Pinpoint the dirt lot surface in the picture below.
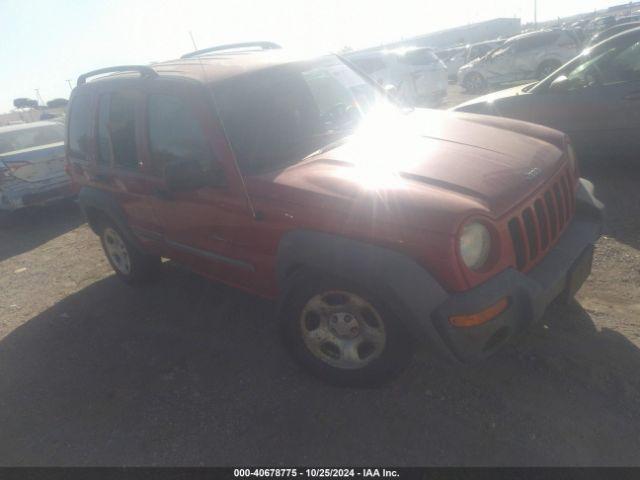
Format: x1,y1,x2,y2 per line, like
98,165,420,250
1,89,639,466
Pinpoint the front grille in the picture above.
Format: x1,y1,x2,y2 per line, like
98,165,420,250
507,165,575,271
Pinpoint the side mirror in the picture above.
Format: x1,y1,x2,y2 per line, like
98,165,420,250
549,75,571,92
164,157,223,191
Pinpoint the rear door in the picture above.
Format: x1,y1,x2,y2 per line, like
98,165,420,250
93,88,162,246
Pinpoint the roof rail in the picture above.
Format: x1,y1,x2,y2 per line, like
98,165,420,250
77,65,158,86
181,41,281,59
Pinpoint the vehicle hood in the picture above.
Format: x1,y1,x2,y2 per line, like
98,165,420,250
454,83,535,111
255,107,566,232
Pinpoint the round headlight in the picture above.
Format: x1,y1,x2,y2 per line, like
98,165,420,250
459,222,491,271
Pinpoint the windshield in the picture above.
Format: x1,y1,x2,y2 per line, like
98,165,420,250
213,56,387,174
0,124,64,155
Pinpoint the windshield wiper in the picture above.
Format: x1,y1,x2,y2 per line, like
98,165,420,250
302,134,354,161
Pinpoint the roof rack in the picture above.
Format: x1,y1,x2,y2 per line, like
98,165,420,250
181,41,281,59
77,65,158,86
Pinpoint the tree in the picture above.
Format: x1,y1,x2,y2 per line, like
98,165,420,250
46,98,69,108
13,98,38,109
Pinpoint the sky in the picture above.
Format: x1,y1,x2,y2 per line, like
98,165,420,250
0,0,630,113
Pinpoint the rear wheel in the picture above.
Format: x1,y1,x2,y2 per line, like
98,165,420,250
99,221,161,284
463,72,488,93
281,273,412,386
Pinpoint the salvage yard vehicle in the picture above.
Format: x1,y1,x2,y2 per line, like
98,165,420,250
437,39,504,81
587,21,640,47
459,29,581,93
67,42,603,385
0,120,73,217
347,46,448,106
454,27,640,164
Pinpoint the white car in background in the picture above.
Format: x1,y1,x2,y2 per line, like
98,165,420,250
437,39,505,81
458,29,582,93
347,47,448,106
0,120,73,217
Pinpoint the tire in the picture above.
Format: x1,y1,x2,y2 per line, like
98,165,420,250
463,72,487,93
281,272,412,386
537,60,561,79
99,220,161,284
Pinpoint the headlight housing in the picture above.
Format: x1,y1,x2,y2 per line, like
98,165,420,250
459,222,491,271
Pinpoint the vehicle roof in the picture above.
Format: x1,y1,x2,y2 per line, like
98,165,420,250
598,24,640,45
504,29,566,43
470,39,504,46
348,45,434,59
596,21,640,38
84,50,310,87
0,120,62,133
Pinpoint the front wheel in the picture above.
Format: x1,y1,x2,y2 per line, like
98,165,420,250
281,273,412,386
99,221,161,284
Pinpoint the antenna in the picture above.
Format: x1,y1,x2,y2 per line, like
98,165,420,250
189,31,199,51
66,79,73,91
185,31,259,221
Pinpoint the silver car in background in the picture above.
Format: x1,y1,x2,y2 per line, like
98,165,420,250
437,39,504,81
0,121,73,215
458,29,581,93
347,46,448,106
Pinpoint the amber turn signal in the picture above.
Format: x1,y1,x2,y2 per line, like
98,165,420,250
449,298,509,328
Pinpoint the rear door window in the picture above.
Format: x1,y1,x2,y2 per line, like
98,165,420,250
97,95,113,165
106,91,140,170
517,31,562,52
68,94,93,160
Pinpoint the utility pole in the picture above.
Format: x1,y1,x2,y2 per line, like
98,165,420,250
34,88,44,107
534,0,538,27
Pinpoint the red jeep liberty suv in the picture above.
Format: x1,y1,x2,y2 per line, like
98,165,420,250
66,43,603,385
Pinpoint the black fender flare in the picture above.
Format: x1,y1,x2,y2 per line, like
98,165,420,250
276,229,452,354
78,186,143,251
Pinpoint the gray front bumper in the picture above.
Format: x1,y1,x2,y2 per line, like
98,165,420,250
431,179,603,362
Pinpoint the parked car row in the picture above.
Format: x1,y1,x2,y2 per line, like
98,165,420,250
454,26,640,165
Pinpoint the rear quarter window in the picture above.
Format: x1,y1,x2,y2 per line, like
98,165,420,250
68,94,93,160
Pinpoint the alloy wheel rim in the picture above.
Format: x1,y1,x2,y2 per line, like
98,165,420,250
103,227,131,275
299,290,386,370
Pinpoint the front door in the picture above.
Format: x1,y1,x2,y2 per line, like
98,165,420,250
143,79,256,286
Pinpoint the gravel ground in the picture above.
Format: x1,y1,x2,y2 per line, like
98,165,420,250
0,88,639,466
